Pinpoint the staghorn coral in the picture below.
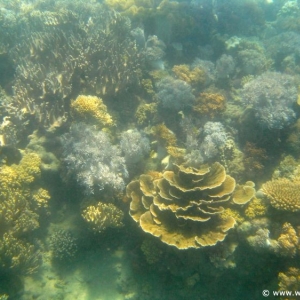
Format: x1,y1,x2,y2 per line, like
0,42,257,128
241,72,297,130
2,4,142,130
82,202,124,232
126,162,239,249
61,122,128,195
261,178,300,212
71,95,114,128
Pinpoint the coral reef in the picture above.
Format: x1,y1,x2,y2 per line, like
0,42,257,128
241,72,297,130
61,122,128,195
82,202,124,232
126,162,242,249
261,178,300,212
71,95,114,128
1,4,142,130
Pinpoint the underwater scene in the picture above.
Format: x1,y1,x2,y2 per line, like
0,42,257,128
1,0,300,299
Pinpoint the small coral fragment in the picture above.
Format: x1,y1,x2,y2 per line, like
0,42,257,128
82,202,124,232
71,95,114,127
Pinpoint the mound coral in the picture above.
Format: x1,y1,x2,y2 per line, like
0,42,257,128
261,178,300,212
126,162,240,249
82,202,124,232
71,95,114,127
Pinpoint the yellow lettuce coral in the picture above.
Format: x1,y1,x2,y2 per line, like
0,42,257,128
71,95,114,127
127,162,239,249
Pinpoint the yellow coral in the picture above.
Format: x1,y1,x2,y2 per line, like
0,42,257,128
0,152,47,274
135,102,157,125
32,188,51,209
245,197,268,219
71,95,114,127
261,178,300,212
193,93,226,118
278,267,300,299
276,223,298,257
172,64,206,87
220,208,244,224
152,124,177,147
82,202,124,232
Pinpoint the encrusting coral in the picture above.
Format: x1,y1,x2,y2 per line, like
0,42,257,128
126,162,250,250
261,178,300,212
71,95,114,127
82,202,124,232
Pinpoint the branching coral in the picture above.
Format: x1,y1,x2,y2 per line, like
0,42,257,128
0,152,48,274
2,4,142,130
126,162,241,249
82,202,124,232
71,95,114,127
261,178,300,212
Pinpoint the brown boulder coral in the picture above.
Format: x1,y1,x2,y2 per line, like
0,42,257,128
261,178,300,212
126,162,242,250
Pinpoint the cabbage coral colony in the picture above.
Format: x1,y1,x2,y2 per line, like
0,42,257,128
0,0,300,299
